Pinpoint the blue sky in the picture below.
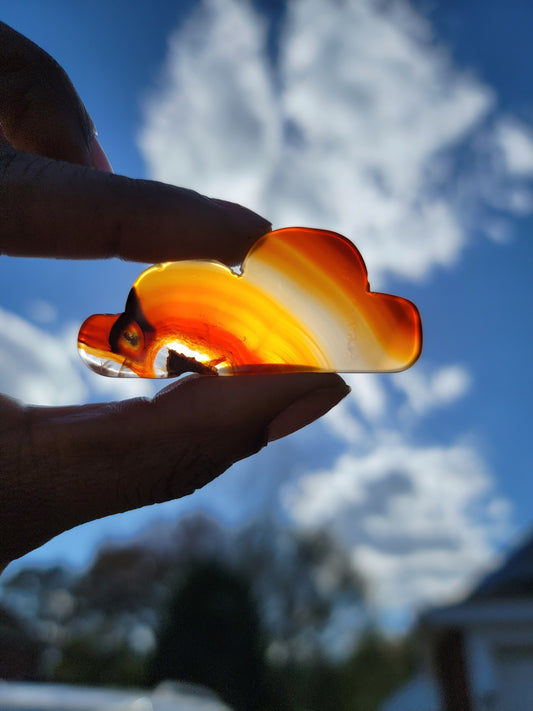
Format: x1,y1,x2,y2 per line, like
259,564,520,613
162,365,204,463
1,0,532,628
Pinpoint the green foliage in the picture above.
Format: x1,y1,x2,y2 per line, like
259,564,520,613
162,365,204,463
148,560,273,710
267,658,344,711
0,605,44,680
234,522,366,662
0,516,416,709
263,630,414,711
54,635,146,687
339,628,416,711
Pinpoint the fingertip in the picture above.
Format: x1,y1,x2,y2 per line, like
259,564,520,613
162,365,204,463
266,377,351,441
153,371,350,442
89,135,113,172
209,197,272,242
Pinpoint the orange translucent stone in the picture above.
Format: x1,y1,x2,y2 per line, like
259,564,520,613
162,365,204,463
78,228,422,378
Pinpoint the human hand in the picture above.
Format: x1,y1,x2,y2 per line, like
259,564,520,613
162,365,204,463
0,23,349,570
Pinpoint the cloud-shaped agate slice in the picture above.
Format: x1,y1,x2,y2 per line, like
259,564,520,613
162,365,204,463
78,228,422,378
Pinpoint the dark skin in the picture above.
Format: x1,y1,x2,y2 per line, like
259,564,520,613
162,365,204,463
0,24,349,571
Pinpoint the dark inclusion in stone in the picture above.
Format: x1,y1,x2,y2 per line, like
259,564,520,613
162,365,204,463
166,349,219,377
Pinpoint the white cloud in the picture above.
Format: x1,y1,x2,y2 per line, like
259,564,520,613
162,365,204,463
484,218,513,245
27,299,58,325
283,433,509,616
392,364,471,416
0,308,88,406
207,361,507,622
344,374,388,422
496,119,533,176
323,396,367,445
506,186,533,215
139,0,278,210
132,0,524,622
136,0,532,287
274,359,509,622
322,365,471,448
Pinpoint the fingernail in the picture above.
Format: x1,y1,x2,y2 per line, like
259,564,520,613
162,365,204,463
210,198,271,235
267,382,351,442
88,135,113,173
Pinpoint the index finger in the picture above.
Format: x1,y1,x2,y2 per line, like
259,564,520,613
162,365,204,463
0,144,271,264
0,22,270,263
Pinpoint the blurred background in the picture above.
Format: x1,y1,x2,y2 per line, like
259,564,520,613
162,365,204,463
0,1,532,709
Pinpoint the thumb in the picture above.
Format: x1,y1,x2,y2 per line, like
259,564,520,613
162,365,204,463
1,373,349,566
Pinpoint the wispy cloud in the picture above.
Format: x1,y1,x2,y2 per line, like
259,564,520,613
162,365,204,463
136,0,517,621
139,0,530,287
392,364,472,417
495,119,533,176
2,1,524,623
277,366,508,620
283,427,509,618
0,308,88,406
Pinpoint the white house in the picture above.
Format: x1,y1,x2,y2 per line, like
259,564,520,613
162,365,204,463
381,530,533,711
380,674,440,711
